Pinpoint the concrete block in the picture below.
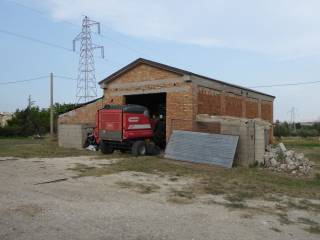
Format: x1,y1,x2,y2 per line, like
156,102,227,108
58,124,94,149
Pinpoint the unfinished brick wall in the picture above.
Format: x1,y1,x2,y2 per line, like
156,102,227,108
245,98,259,119
58,98,105,125
261,101,273,122
198,87,221,115
225,94,242,118
196,87,272,123
108,63,181,84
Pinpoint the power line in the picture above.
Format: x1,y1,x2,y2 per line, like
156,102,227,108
249,80,320,88
4,0,79,28
0,29,73,52
0,28,122,67
0,74,77,85
5,0,149,57
0,75,48,85
54,75,77,80
98,32,148,56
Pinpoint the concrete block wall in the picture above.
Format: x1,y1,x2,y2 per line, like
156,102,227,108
195,115,271,166
58,124,82,149
255,123,267,163
58,124,93,149
217,119,255,166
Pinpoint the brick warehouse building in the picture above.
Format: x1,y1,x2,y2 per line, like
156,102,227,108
58,58,275,165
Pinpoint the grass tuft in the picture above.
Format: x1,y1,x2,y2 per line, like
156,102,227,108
304,226,320,235
297,217,319,226
277,213,294,225
224,202,248,209
167,188,196,204
116,181,160,194
270,227,282,233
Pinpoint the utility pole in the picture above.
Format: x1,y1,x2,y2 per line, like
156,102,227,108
28,95,31,108
50,73,54,136
73,16,104,103
288,107,296,130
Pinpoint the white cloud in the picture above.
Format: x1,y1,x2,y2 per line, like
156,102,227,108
34,0,320,59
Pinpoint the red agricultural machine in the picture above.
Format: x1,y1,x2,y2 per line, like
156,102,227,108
90,104,165,156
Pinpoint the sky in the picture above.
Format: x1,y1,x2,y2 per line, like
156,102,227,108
0,0,320,122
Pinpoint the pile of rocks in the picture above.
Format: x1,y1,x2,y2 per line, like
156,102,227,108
263,143,314,175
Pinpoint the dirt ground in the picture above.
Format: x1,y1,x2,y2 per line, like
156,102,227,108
0,156,319,240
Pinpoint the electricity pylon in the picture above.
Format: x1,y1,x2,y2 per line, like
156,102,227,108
73,16,104,103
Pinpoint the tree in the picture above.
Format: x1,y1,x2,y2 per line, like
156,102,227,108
0,103,78,137
295,122,302,129
0,106,50,136
273,120,320,138
313,122,320,135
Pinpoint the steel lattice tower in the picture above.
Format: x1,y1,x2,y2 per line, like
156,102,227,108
73,16,104,103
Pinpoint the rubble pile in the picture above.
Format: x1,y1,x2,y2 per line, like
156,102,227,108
263,143,314,175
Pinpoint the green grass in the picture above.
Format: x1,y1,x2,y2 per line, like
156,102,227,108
276,137,320,146
0,137,98,158
275,137,320,164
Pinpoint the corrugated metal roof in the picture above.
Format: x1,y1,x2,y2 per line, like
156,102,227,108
165,130,239,168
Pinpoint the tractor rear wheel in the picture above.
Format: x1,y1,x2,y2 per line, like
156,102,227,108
99,141,114,154
132,141,146,156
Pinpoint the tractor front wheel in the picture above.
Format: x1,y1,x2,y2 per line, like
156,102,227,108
132,141,146,156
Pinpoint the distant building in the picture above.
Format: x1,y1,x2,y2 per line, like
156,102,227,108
0,112,13,127
300,121,318,127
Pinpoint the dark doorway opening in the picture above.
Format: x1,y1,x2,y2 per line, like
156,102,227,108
125,93,166,148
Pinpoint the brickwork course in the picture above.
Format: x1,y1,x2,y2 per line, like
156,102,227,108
58,58,275,142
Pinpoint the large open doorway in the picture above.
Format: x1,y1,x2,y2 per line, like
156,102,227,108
125,93,166,148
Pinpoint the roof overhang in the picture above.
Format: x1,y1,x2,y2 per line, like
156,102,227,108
98,58,275,99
